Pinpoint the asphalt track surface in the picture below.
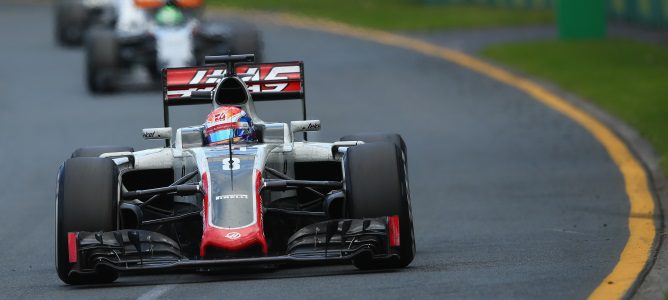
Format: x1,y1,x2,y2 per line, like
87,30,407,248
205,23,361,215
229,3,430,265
0,2,633,299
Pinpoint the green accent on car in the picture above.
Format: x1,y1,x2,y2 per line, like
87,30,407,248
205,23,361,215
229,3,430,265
156,5,185,26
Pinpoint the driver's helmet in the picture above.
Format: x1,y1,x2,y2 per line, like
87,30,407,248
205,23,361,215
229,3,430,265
204,106,255,145
154,4,185,26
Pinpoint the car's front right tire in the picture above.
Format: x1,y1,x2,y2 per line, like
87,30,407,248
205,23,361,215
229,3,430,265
71,146,134,158
56,157,120,284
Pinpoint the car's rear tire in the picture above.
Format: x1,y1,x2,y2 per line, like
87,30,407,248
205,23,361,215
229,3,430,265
56,157,120,284
55,0,88,46
71,146,134,158
344,142,415,269
86,27,119,93
229,23,263,62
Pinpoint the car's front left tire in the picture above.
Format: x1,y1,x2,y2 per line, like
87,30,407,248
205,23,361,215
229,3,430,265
344,142,416,269
340,133,407,161
56,157,120,284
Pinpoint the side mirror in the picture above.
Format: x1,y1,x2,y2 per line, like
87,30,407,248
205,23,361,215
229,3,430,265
291,120,321,133
142,127,172,140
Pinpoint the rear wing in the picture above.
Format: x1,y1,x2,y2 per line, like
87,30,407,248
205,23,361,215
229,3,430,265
161,61,307,142
163,62,305,105
160,55,309,145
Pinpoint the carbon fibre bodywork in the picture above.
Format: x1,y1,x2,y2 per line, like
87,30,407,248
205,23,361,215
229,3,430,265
69,218,397,275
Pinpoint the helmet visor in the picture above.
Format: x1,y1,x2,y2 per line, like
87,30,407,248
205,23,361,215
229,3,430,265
205,122,251,145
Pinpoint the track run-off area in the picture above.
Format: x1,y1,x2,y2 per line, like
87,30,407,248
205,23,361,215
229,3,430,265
0,2,657,299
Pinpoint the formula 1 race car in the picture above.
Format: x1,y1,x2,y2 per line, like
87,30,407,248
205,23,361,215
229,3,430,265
55,0,202,46
55,54,415,284
84,0,262,93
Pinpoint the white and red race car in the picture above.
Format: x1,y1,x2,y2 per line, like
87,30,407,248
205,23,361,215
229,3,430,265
55,54,415,284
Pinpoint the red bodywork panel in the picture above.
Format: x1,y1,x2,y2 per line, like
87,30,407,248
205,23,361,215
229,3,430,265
388,215,400,247
68,232,78,263
199,171,268,257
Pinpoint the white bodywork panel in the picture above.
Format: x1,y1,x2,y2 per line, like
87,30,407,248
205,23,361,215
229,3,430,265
126,138,338,174
115,0,149,34
153,22,197,69
132,148,175,169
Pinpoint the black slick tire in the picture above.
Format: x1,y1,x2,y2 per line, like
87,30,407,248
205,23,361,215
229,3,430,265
71,146,134,158
86,27,119,93
229,23,263,62
340,133,407,163
344,142,415,269
55,157,120,284
55,0,88,46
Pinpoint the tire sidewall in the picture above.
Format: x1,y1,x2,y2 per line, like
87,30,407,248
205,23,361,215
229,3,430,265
55,0,88,46
344,142,415,268
86,28,119,93
71,146,134,158
55,158,120,284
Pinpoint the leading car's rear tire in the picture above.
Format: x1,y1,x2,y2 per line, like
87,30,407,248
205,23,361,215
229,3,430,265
86,27,119,93
56,157,120,284
345,142,415,269
55,0,88,46
229,23,263,62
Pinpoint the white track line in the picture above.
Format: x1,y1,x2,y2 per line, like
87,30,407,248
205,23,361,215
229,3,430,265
137,284,177,300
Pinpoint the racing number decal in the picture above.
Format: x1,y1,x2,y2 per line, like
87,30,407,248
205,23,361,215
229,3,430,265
222,158,241,170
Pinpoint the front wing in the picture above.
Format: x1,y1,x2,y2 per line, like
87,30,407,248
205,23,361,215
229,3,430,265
66,217,400,276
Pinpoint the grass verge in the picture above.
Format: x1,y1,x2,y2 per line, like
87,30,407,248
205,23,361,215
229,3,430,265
209,0,553,31
482,40,668,172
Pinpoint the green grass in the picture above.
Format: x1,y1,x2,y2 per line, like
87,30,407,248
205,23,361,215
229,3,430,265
209,0,554,31
482,40,668,172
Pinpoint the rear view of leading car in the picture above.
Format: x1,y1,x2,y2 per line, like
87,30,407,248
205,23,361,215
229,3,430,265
55,54,415,284
80,0,262,93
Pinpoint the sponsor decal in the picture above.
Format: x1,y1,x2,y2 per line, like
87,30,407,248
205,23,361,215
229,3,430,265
306,122,320,130
142,131,156,138
215,194,249,201
166,63,302,99
225,232,241,240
